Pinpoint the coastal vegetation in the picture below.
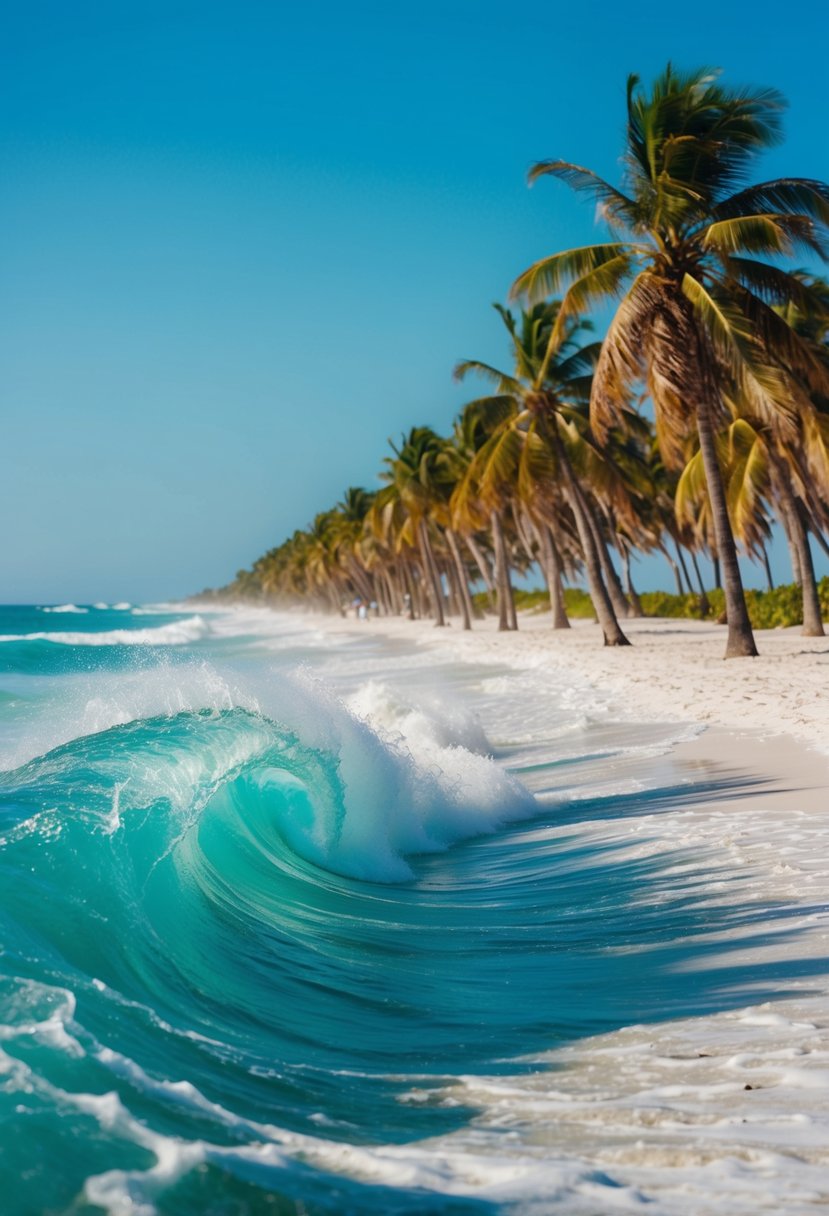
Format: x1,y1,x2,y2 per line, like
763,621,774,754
213,66,829,657
492,579,829,631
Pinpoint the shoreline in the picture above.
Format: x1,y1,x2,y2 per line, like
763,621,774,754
287,607,829,755
196,601,829,826
239,605,829,819
10,600,827,1212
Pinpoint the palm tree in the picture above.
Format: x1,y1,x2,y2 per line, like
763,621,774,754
376,428,450,626
512,64,829,657
429,434,479,629
456,301,632,644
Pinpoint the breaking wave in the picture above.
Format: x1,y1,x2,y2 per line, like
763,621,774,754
0,616,210,647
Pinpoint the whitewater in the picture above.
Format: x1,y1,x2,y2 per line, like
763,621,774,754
0,603,827,1214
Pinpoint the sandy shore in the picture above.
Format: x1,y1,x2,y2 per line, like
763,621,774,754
301,609,829,822
318,610,829,754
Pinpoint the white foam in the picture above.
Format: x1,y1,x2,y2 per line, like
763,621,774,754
0,616,210,647
40,603,88,614
347,680,490,755
0,977,83,1057
255,673,537,882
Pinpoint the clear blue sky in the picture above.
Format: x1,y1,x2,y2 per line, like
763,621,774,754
2,1,827,602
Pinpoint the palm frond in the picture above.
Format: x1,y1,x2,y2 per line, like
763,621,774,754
527,160,638,225
800,409,829,498
537,255,635,384
457,396,519,449
714,178,829,224
552,342,603,384
590,272,657,441
722,258,826,310
555,255,634,321
725,419,770,550
466,426,524,509
702,213,828,259
453,359,522,395
681,272,798,432
510,243,634,304
728,285,829,398
516,422,557,504
674,446,708,527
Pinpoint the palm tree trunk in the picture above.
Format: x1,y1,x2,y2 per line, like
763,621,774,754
507,581,518,631
446,527,474,630
385,567,403,615
695,394,757,657
511,504,537,568
553,433,630,646
418,518,446,627
374,573,389,616
412,565,427,619
532,518,570,629
402,562,417,620
777,495,803,584
805,515,829,564
674,541,693,596
442,560,458,618
760,542,775,593
465,535,497,611
620,546,644,617
326,582,344,617
586,505,633,619
380,569,395,615
689,549,711,617
770,462,823,635
490,508,517,631
658,541,684,595
346,559,375,607
793,502,824,636
583,508,627,617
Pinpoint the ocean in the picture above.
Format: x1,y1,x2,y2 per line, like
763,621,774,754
0,603,826,1214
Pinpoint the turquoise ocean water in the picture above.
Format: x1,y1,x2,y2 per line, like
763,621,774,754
0,604,825,1214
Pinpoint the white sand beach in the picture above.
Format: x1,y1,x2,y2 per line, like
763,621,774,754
320,611,829,757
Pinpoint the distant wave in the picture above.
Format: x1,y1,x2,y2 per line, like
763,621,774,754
39,604,88,614
0,616,210,647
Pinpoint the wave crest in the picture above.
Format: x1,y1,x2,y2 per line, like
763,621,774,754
0,616,210,647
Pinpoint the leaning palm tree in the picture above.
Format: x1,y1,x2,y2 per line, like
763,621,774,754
512,64,829,657
456,301,632,645
377,427,450,626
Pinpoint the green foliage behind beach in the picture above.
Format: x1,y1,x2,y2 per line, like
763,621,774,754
487,580,829,630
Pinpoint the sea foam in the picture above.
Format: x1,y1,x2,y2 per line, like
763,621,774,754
243,672,537,881
0,616,210,647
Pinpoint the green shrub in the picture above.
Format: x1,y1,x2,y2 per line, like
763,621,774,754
562,588,595,618
479,579,827,630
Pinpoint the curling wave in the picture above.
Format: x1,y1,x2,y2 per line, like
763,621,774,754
0,672,550,1211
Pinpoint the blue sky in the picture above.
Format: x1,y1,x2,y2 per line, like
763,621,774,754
2,1,828,602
